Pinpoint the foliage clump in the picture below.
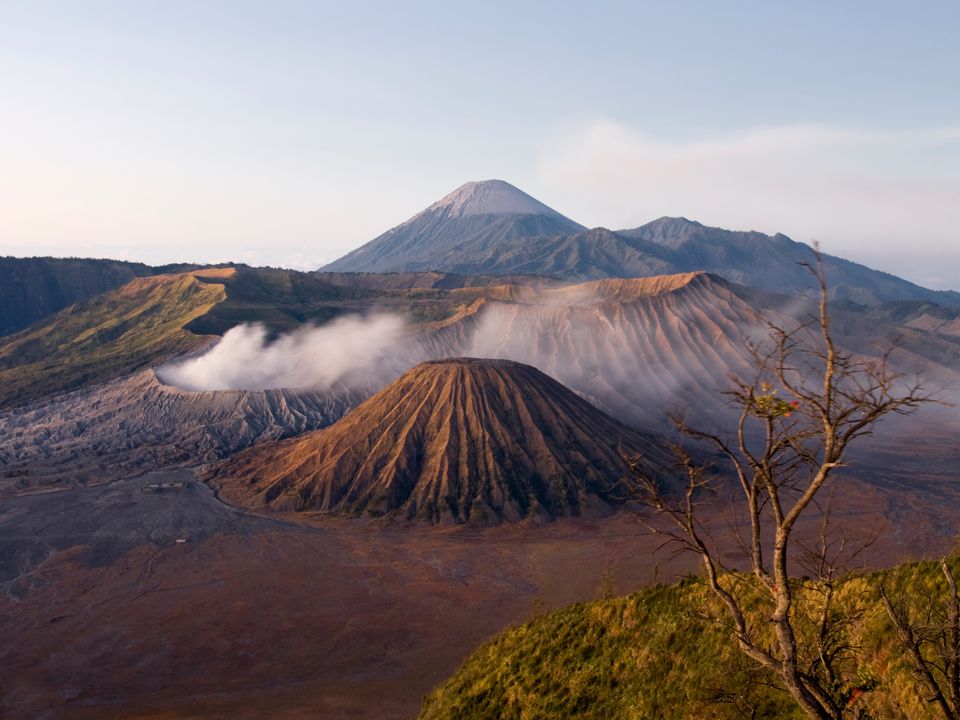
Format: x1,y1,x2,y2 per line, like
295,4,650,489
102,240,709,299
420,558,960,720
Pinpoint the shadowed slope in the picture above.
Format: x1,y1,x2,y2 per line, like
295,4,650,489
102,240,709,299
0,369,366,495
455,221,960,306
326,187,958,305
621,217,960,306
212,358,664,524
0,269,232,409
0,265,409,409
0,257,159,336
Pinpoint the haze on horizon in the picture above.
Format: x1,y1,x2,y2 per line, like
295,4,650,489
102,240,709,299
1,1,958,290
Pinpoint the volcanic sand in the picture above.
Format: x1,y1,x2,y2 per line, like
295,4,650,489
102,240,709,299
3,464,960,720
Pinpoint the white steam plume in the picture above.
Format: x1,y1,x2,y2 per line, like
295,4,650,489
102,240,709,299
158,314,407,391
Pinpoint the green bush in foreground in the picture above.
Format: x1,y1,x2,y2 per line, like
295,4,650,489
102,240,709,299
421,558,959,720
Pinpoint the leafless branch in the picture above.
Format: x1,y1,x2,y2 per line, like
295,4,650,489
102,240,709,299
630,246,934,719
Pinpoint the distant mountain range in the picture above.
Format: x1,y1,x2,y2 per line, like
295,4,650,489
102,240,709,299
3,180,956,342
323,180,960,307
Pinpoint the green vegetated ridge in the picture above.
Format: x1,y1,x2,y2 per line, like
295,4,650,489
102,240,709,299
0,265,488,409
182,266,373,336
0,256,158,336
0,256,218,336
0,271,229,409
182,265,500,338
420,557,958,720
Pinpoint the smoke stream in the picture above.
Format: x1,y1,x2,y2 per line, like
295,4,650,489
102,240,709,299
158,314,407,391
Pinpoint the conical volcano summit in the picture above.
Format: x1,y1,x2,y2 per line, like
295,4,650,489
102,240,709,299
210,358,665,524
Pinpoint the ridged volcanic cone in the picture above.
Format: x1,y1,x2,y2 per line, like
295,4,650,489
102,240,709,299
210,358,667,524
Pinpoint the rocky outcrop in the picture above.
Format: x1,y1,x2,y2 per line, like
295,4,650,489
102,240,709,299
0,369,366,494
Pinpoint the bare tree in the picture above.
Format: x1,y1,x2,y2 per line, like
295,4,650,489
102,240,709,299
881,558,960,719
629,248,930,719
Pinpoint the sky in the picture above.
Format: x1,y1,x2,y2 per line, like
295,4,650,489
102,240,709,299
1,1,958,289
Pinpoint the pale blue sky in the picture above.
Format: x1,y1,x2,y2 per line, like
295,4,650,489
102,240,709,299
1,1,958,288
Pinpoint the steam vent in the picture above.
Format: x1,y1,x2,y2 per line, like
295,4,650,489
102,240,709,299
210,358,666,524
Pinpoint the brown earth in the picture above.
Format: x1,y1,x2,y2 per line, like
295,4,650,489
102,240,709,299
3,269,959,718
210,358,671,524
3,467,957,720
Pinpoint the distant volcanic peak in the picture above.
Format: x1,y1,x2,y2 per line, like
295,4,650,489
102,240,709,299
619,216,711,245
626,216,786,249
631,216,705,233
213,357,661,525
426,179,583,225
320,180,585,273
648,216,704,230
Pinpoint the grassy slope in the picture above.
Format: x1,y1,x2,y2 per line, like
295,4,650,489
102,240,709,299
184,267,372,336
0,257,162,336
0,257,221,336
0,271,229,409
420,558,958,720
0,265,475,410
185,266,475,333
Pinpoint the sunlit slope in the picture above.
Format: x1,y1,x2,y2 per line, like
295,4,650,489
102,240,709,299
0,266,390,410
420,559,958,720
0,270,232,409
210,358,669,524
420,272,763,430
0,256,162,336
